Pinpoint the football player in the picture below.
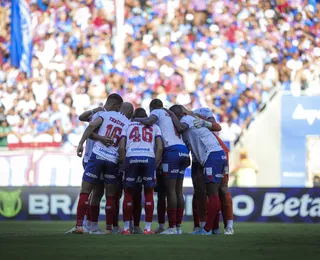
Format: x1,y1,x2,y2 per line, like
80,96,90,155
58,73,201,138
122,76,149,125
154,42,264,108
166,105,227,235
135,99,190,235
119,108,163,234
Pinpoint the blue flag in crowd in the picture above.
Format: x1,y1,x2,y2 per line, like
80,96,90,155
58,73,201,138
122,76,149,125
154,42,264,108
10,0,33,77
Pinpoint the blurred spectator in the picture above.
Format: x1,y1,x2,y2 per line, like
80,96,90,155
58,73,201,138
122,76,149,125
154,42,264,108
313,175,320,187
231,149,258,187
0,120,12,147
1,0,320,147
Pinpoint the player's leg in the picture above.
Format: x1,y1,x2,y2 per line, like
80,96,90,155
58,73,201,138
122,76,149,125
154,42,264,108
104,161,121,234
142,157,156,235
112,172,123,234
175,152,190,234
133,183,143,234
88,180,104,234
154,169,166,234
191,162,200,231
197,170,208,228
66,154,101,234
82,160,91,230
219,180,234,235
121,157,137,234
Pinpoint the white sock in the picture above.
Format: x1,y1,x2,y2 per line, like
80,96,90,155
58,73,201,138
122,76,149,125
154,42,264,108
91,222,98,230
159,223,165,229
145,222,151,231
129,220,134,228
200,222,206,228
86,221,92,229
227,220,233,228
124,221,130,231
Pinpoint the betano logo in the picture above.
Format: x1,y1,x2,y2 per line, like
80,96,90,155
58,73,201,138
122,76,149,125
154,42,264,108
292,104,320,125
0,189,22,218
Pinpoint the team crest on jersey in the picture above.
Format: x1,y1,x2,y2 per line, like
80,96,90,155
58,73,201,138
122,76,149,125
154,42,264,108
0,189,22,218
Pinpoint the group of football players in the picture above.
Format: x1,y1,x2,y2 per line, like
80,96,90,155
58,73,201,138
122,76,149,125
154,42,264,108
65,93,234,235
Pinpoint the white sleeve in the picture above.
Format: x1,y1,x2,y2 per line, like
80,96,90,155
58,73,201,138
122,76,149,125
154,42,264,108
121,124,129,138
154,125,162,138
180,115,193,128
150,109,160,122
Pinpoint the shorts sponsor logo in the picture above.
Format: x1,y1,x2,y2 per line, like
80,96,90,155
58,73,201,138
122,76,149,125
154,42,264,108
205,167,212,176
224,166,229,175
215,174,224,178
104,174,116,179
130,159,149,164
179,152,189,157
0,189,22,218
85,172,98,178
136,177,142,183
221,156,227,160
126,177,135,182
143,177,152,181
170,169,179,173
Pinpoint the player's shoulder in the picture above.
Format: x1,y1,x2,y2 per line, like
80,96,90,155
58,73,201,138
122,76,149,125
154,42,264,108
151,108,167,117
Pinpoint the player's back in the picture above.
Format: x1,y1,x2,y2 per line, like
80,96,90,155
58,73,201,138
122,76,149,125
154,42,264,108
150,108,185,148
181,115,222,165
123,122,161,158
93,111,129,163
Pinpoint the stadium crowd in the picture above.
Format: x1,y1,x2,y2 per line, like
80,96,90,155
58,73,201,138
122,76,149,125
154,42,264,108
1,0,320,148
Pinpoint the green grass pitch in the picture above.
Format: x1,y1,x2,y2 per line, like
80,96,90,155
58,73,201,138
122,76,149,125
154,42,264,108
0,221,319,260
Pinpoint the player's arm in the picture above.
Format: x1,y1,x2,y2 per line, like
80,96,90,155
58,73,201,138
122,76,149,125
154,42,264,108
134,115,158,126
155,136,164,168
78,107,104,122
90,133,114,146
77,117,103,157
194,115,222,132
164,108,189,133
118,137,127,167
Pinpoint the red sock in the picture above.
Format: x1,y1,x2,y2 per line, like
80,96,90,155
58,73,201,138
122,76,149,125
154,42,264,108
133,188,142,226
192,194,200,227
167,208,177,228
176,208,184,227
199,195,207,223
213,211,220,230
204,195,220,232
113,198,120,227
122,188,133,222
144,188,154,223
90,205,100,223
220,192,233,228
157,196,166,224
105,196,116,230
76,193,89,226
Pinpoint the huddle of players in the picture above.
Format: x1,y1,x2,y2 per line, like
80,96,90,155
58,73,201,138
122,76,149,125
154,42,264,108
66,93,234,235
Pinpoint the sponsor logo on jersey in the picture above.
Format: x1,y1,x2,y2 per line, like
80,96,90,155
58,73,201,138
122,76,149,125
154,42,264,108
98,148,117,157
130,159,149,164
126,177,135,182
0,189,22,218
292,104,320,125
215,174,224,178
131,148,150,152
261,193,320,217
85,172,98,178
143,177,153,181
96,155,105,160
